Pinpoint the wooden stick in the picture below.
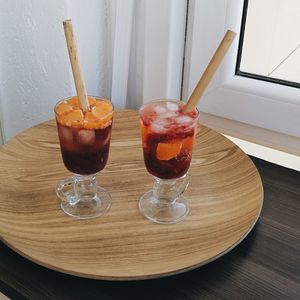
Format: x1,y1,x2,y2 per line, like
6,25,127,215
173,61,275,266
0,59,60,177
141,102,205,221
63,19,90,112
183,30,236,113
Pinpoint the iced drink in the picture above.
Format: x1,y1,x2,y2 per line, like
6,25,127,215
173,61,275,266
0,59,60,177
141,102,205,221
140,100,199,179
55,96,113,175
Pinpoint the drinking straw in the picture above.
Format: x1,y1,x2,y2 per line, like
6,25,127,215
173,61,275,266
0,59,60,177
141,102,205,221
63,19,90,112
183,30,236,113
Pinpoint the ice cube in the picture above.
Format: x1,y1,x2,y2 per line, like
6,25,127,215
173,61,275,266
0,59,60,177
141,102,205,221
154,105,167,114
77,129,96,145
151,123,167,133
175,115,193,124
154,118,168,126
104,131,111,145
166,102,179,112
160,111,177,118
58,126,73,144
95,130,111,149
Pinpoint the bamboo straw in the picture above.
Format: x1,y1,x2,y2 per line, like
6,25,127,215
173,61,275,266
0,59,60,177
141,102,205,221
183,30,236,113
63,19,90,112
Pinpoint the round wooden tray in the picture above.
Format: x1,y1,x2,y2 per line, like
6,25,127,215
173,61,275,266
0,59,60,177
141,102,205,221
0,110,263,280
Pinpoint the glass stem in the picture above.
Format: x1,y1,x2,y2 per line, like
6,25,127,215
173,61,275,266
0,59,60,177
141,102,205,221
73,173,98,202
153,177,179,206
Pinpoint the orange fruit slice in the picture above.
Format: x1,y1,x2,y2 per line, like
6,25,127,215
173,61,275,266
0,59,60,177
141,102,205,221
91,102,113,127
67,97,80,108
92,106,112,120
62,109,84,127
83,112,99,129
84,111,98,122
56,98,112,129
92,101,112,116
156,141,182,160
56,102,73,115
65,109,84,121
88,97,97,106
67,96,96,108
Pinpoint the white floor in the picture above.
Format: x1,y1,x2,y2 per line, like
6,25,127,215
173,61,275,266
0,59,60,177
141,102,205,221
225,135,300,172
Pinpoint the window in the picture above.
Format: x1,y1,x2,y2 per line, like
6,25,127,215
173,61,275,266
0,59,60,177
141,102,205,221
184,0,300,154
237,0,300,88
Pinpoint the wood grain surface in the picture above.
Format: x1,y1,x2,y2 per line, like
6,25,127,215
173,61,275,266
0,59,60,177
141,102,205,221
0,110,263,280
0,157,298,300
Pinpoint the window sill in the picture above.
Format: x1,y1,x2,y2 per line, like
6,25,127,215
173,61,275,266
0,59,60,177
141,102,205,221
200,112,300,171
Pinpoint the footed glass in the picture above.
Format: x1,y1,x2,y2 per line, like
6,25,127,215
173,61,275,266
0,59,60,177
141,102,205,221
139,99,199,224
55,96,113,219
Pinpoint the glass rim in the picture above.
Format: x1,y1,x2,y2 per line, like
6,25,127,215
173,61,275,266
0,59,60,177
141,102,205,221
54,95,114,118
139,99,199,120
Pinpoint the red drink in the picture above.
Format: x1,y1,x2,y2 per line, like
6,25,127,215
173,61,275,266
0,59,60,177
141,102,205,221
55,96,113,175
140,100,199,179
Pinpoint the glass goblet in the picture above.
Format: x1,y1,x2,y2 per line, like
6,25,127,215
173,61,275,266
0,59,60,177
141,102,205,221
139,99,199,224
55,96,113,219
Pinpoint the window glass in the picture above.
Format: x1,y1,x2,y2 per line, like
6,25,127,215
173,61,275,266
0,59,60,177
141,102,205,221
237,0,300,88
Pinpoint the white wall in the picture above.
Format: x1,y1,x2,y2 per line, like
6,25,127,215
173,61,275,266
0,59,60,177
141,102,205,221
68,0,114,98
0,0,187,142
0,0,113,141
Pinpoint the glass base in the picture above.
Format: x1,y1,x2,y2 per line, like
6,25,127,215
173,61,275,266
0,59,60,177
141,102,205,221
139,190,189,224
56,177,111,219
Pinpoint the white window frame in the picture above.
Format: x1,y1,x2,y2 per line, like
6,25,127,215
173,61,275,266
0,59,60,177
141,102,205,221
183,0,300,155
